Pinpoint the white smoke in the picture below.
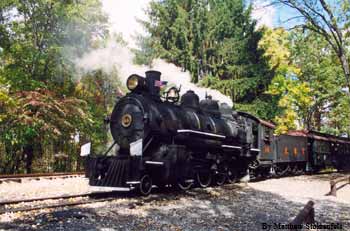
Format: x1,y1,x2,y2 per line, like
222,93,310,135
152,60,233,107
75,40,233,106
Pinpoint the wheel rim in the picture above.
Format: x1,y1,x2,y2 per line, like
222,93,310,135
227,169,237,183
293,165,299,175
276,165,289,176
215,173,226,186
196,171,212,188
297,165,305,174
177,180,193,190
139,175,152,196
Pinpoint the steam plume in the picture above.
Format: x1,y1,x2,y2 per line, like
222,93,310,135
75,40,233,107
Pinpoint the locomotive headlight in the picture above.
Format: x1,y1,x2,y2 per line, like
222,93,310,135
121,114,133,128
127,74,145,91
127,75,139,90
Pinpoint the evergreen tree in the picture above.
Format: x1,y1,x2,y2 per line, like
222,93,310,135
138,0,274,119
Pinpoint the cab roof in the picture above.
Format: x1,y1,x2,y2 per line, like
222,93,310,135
237,111,275,129
287,130,350,144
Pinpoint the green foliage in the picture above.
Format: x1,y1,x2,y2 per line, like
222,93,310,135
289,29,347,134
0,88,94,173
0,0,111,173
138,0,275,119
4,89,91,142
0,0,108,92
133,35,157,67
269,75,313,134
235,95,282,121
322,97,350,136
263,27,350,135
0,77,15,123
276,0,350,91
75,68,124,153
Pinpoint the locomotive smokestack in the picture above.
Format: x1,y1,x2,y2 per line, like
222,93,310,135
145,70,161,97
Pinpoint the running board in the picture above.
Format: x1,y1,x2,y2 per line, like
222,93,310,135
222,145,242,150
145,161,164,166
126,181,140,185
177,129,226,139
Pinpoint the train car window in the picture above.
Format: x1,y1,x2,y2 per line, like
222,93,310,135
252,122,259,148
293,147,298,156
263,145,271,153
264,127,271,142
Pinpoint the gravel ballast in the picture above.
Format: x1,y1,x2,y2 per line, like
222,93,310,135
0,173,349,231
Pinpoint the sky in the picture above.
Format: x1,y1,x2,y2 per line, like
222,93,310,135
251,0,300,28
101,0,150,47
101,0,299,47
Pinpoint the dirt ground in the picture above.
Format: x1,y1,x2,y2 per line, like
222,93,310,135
0,173,349,231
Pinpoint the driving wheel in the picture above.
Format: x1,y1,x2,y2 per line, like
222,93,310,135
196,171,212,188
138,174,152,196
177,179,193,191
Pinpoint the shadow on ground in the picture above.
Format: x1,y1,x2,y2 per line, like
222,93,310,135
1,184,349,231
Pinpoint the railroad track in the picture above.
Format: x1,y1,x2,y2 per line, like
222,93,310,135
0,172,84,184
0,170,345,214
0,191,124,214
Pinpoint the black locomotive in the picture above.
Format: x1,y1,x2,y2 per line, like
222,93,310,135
84,70,350,195
85,71,255,195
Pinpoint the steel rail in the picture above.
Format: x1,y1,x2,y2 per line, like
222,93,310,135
0,172,84,179
0,197,117,214
0,191,118,206
0,191,123,214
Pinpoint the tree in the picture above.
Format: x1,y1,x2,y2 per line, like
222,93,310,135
275,0,350,92
289,30,346,131
0,0,108,91
0,0,109,173
138,0,275,119
75,68,125,154
0,77,15,127
0,87,94,173
323,96,350,136
263,27,349,135
259,27,310,133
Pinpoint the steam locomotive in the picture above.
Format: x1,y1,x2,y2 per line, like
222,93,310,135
84,70,257,195
84,70,350,195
